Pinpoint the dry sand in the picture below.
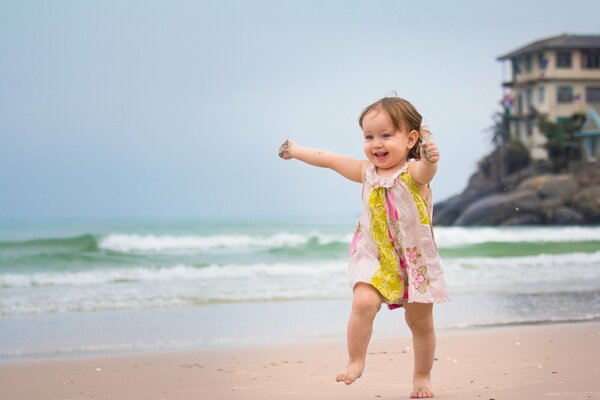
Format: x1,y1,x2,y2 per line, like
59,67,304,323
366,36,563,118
1,321,599,399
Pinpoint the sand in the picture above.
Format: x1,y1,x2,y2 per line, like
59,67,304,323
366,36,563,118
1,321,599,399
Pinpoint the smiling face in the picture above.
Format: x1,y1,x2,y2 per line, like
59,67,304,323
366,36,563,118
361,108,418,176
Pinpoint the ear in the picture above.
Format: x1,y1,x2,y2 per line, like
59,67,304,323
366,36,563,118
407,129,419,149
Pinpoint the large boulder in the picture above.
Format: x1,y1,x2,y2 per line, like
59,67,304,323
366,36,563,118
453,190,541,226
499,163,552,191
433,186,499,226
551,207,585,225
571,185,600,222
517,174,579,203
501,213,544,226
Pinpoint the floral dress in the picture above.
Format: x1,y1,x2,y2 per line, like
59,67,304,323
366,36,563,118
348,160,450,308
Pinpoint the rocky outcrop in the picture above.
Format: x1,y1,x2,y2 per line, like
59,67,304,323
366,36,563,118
572,185,600,223
434,161,600,226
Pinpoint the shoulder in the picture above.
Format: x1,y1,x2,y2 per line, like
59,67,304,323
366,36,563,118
360,161,372,183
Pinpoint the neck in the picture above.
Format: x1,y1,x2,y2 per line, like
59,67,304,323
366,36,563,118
375,160,408,177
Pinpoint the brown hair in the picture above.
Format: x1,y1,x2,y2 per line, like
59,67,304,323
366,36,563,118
358,96,426,160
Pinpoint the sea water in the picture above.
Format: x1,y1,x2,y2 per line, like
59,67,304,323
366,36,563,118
1,217,599,360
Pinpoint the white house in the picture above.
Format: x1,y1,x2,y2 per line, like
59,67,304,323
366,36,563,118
497,34,600,160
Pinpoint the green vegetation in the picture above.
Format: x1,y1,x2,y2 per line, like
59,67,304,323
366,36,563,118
538,113,586,172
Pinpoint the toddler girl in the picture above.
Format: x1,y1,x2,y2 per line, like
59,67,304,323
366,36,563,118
278,96,449,398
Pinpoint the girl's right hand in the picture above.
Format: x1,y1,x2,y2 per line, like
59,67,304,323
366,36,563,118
278,139,294,160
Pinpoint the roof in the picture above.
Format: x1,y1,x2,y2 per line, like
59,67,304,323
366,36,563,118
497,34,600,60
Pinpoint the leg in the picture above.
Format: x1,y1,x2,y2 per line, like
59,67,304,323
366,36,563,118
336,283,382,385
404,303,436,398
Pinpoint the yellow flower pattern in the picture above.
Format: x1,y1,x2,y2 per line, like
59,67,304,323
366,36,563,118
399,171,430,225
368,186,403,303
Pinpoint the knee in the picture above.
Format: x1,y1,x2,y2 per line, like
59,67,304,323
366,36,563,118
406,312,434,336
352,286,381,317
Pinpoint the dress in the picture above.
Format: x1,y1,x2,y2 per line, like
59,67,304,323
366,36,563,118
348,160,450,308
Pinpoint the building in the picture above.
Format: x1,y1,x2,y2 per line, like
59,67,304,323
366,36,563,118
497,34,600,160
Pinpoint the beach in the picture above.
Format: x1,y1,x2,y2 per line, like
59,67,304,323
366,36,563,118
1,321,599,399
1,219,600,398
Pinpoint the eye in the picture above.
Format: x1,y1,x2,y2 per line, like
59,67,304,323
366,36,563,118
364,135,373,141
382,133,392,139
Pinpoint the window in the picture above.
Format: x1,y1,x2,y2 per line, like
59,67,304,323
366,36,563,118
556,51,572,68
524,54,532,72
587,87,600,103
537,86,545,104
557,86,573,103
582,50,600,69
525,88,533,108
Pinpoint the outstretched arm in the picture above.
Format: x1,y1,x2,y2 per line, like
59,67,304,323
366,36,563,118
410,140,439,185
279,139,366,183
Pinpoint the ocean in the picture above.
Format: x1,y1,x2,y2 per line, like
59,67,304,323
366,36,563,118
1,217,599,360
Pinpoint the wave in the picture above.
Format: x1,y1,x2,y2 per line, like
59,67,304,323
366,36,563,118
442,315,600,330
97,232,353,253
3,250,600,290
1,226,599,258
443,251,600,293
0,261,347,288
0,234,98,252
435,226,600,247
439,240,600,258
2,252,600,316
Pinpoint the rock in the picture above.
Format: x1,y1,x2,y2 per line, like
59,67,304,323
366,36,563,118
453,190,541,226
499,164,551,191
571,185,600,222
551,207,585,225
539,176,578,201
517,174,579,202
569,161,600,186
433,152,600,226
501,213,544,226
433,186,499,226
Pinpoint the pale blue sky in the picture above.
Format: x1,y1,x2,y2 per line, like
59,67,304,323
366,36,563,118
1,0,599,219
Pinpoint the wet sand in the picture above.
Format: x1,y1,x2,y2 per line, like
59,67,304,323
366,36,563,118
1,321,599,399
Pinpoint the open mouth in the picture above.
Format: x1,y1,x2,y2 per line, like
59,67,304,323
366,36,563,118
373,152,389,160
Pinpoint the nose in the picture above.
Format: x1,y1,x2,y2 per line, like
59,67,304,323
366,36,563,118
372,137,384,146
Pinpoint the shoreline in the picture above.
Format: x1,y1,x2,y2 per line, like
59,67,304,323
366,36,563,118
3,295,598,363
1,321,599,399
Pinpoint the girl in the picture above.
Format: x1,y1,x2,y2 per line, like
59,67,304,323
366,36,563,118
278,96,449,399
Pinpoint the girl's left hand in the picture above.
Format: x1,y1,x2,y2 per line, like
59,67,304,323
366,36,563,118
421,141,440,163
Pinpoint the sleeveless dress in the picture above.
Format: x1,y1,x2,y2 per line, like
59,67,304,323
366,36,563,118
348,160,450,308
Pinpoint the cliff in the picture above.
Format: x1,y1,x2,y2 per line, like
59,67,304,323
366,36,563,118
433,149,600,226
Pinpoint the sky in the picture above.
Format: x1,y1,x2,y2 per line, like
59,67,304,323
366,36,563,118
1,0,599,219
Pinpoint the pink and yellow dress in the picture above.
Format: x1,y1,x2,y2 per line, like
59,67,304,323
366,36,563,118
348,160,450,308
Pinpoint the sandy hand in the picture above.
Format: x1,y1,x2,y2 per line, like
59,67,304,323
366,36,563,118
420,140,440,163
278,139,294,160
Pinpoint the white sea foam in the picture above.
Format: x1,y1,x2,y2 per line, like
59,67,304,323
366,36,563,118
0,262,347,288
434,226,600,247
96,227,600,254
98,232,353,253
443,251,600,293
0,261,350,316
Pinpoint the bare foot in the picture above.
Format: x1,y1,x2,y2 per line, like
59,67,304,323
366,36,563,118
411,376,434,398
335,361,364,385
